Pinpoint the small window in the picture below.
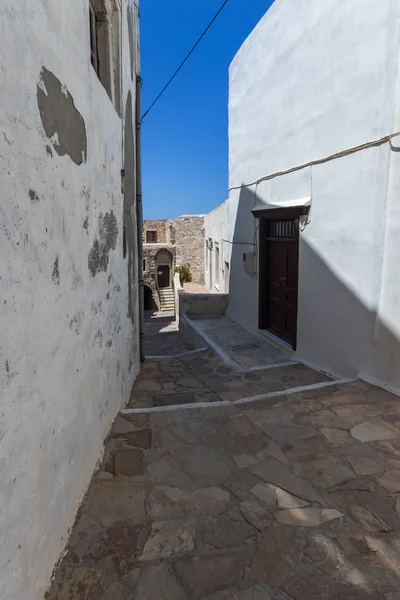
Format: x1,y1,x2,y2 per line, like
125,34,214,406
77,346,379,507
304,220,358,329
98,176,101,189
215,245,220,287
267,219,295,239
146,231,157,243
89,0,121,111
143,259,146,272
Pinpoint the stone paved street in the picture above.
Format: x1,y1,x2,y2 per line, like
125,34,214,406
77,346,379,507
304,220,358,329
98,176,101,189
129,351,331,409
132,313,331,409
188,315,293,370
47,324,400,599
144,314,193,357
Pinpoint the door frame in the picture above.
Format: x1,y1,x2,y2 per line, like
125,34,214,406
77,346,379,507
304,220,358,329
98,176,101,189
256,206,308,350
156,263,171,288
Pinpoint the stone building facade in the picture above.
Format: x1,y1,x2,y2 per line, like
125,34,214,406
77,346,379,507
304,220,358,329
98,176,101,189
143,216,205,310
0,2,142,599
172,215,205,285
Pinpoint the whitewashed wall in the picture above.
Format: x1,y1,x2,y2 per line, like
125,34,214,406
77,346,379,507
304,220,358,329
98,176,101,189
204,200,230,292
0,1,141,599
227,0,400,389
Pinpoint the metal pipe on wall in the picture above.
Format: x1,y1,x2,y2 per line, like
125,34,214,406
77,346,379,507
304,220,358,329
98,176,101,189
135,75,145,363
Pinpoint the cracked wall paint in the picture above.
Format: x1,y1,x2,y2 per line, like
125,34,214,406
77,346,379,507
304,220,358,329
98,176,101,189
0,1,141,599
88,210,118,277
37,67,87,165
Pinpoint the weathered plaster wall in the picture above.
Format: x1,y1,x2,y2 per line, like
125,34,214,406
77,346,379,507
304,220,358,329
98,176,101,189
227,0,400,387
204,201,229,292
0,1,141,599
179,293,229,316
172,215,205,285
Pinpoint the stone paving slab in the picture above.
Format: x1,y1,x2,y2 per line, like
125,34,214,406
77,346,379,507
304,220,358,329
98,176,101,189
129,349,332,409
187,315,291,369
47,379,400,600
144,313,195,357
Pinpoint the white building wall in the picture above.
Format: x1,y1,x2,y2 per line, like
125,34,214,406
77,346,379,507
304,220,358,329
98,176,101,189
227,0,400,388
204,200,230,292
0,1,141,599
370,66,400,392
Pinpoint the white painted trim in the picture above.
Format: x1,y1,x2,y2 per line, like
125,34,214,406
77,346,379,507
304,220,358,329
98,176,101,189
121,400,231,414
296,358,346,382
145,348,208,360
359,372,400,398
252,197,312,213
182,316,298,373
182,315,242,370
245,361,300,372
233,378,356,405
122,378,356,415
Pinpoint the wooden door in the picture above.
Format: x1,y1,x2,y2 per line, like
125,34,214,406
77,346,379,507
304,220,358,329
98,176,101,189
259,217,299,348
157,265,170,288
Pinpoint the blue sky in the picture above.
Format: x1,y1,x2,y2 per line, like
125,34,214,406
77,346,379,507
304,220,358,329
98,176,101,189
140,0,274,219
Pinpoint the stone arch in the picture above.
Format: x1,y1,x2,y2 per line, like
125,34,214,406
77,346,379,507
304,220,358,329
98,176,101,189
144,285,157,312
155,249,173,288
155,249,173,262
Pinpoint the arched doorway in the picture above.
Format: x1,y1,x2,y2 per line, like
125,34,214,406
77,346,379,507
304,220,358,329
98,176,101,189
157,265,170,288
155,249,173,288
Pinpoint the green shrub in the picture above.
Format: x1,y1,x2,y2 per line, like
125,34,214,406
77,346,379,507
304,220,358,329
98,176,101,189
175,263,192,284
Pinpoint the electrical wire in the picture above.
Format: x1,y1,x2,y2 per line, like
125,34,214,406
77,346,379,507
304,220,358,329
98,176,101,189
222,239,254,246
229,130,400,192
141,0,230,120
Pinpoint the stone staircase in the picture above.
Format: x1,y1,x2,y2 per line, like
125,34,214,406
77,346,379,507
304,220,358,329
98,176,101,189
159,286,175,312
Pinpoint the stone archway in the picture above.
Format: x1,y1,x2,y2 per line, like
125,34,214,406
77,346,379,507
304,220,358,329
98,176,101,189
144,285,157,311
155,249,173,288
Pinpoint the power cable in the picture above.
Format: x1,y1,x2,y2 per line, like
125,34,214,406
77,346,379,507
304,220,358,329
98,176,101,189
141,0,230,120
229,130,400,192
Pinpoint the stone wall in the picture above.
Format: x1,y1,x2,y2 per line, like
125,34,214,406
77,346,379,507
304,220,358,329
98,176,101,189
172,215,205,285
143,219,170,244
0,1,141,599
143,244,175,309
142,216,205,288
179,292,229,316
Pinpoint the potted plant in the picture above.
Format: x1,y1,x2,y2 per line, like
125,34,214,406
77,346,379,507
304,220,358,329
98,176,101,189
175,263,192,286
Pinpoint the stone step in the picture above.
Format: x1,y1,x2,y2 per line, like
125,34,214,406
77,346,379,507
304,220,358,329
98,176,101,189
160,297,174,305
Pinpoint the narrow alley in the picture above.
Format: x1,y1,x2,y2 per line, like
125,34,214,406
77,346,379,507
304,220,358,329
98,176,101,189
4,1,400,599
47,314,400,599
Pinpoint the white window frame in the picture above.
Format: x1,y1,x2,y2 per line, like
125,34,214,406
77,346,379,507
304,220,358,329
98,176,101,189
214,243,220,290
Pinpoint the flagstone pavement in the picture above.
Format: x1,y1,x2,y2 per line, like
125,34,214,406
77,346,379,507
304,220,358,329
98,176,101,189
46,322,400,600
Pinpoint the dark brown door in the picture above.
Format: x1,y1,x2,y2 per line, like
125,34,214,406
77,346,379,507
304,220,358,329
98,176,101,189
157,265,170,288
259,217,299,348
